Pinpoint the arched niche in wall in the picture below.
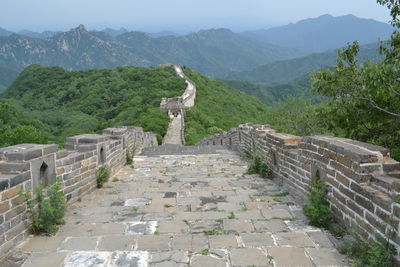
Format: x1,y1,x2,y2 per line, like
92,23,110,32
98,146,106,165
220,139,223,145
229,137,232,146
39,162,49,187
311,162,327,184
271,150,278,167
31,154,56,190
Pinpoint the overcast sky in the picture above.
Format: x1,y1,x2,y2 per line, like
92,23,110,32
0,0,392,33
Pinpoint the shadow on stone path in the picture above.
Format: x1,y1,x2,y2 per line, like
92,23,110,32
12,148,349,267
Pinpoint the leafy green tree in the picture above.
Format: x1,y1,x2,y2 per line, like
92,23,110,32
267,96,326,136
311,0,400,159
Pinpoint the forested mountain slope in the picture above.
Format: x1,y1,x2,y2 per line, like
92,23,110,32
0,65,271,147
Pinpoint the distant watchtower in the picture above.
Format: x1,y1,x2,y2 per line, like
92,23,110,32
160,97,185,118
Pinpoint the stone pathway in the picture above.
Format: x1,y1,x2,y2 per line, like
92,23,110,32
13,148,348,266
162,116,183,145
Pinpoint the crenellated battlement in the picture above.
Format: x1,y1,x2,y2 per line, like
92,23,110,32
0,126,157,257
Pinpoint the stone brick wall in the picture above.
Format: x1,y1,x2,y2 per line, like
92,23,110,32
0,126,157,258
199,124,400,256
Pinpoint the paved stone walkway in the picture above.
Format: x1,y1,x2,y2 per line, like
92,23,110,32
15,149,348,266
162,116,183,145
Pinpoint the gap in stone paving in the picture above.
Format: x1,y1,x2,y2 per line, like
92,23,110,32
7,148,349,267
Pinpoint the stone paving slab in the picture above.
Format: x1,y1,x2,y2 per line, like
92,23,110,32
10,149,348,266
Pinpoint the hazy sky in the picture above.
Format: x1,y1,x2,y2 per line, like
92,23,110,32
0,0,392,33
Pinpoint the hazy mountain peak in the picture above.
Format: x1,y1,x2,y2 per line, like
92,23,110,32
77,24,86,31
240,14,393,52
0,27,13,37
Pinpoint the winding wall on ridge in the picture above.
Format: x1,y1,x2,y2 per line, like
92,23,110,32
199,123,400,257
160,65,196,145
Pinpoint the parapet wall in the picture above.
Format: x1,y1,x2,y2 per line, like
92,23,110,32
199,124,400,256
0,126,157,257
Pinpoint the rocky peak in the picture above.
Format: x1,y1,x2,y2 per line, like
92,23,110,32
77,24,86,32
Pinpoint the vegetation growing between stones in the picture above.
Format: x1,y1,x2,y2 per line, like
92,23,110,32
339,224,396,267
246,155,273,179
126,145,137,165
96,166,111,188
303,179,333,229
23,179,66,235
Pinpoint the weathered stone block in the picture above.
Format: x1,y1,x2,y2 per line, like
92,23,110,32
9,172,31,188
355,195,374,213
0,162,30,173
0,201,10,213
5,205,26,221
5,147,42,162
1,185,22,201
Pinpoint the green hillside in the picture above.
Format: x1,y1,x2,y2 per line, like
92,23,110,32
0,65,271,147
1,65,186,145
221,75,313,105
182,68,271,145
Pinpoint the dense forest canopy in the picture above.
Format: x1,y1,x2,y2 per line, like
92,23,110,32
0,65,274,147
0,65,187,146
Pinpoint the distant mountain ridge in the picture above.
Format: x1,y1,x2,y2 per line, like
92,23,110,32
0,14,394,91
0,24,302,91
225,42,383,84
240,14,393,53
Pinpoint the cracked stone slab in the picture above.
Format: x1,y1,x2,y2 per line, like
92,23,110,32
20,252,67,267
137,235,171,251
63,251,110,267
158,221,189,234
97,235,135,251
190,221,221,234
190,255,227,267
149,251,189,264
110,251,149,267
253,219,289,233
273,232,315,247
125,198,151,207
229,248,270,267
260,208,293,220
209,235,238,249
240,233,275,247
223,219,254,233
126,221,157,235
306,248,348,266
285,220,321,232
268,247,313,267
63,251,149,267
59,237,98,251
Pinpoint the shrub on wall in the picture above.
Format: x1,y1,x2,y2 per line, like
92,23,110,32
339,223,396,267
23,179,66,234
247,154,273,179
96,166,111,188
303,179,333,229
126,145,138,166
